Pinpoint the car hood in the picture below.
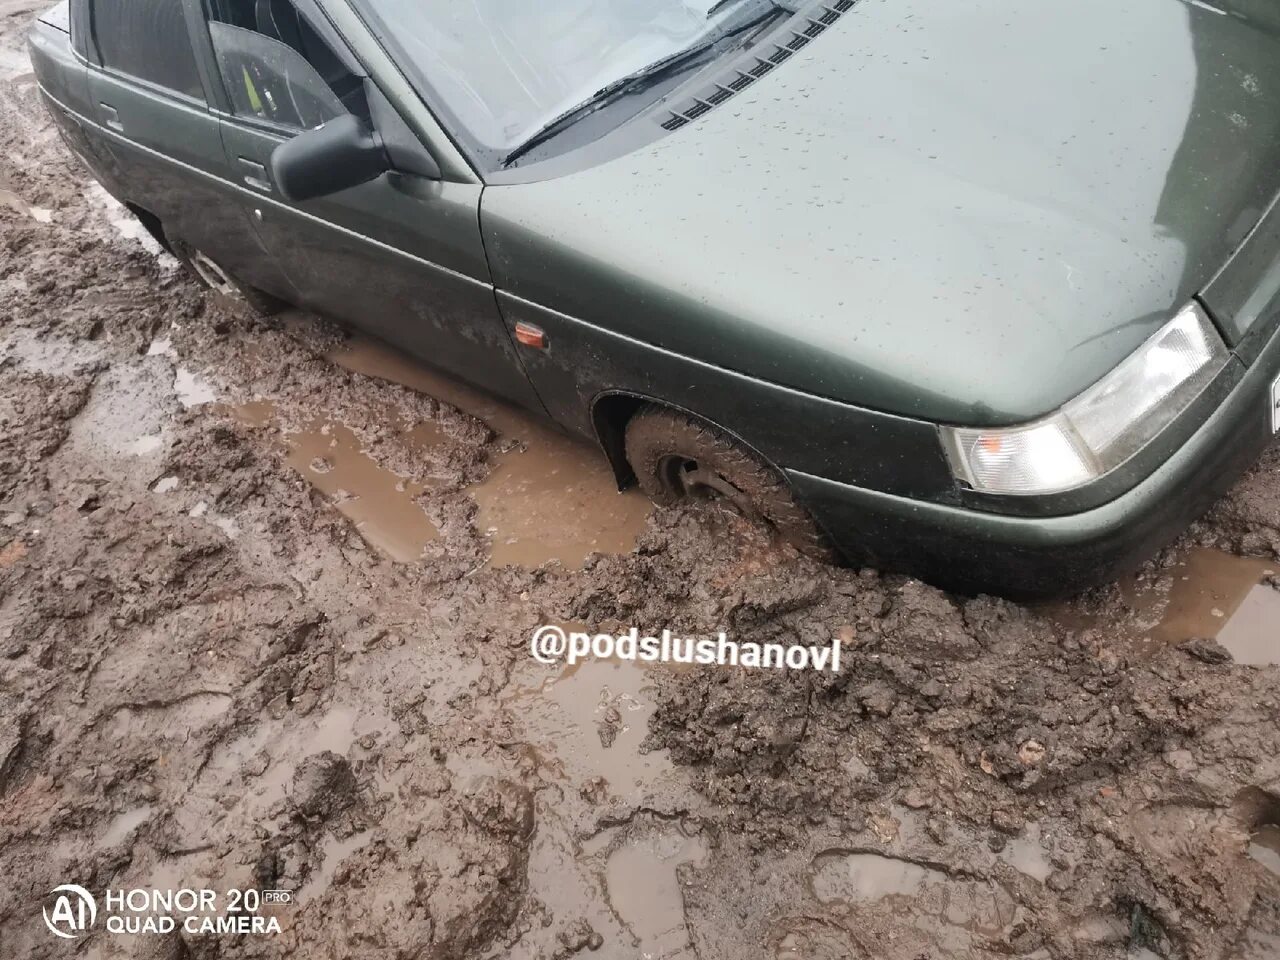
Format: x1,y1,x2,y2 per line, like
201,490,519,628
482,0,1280,426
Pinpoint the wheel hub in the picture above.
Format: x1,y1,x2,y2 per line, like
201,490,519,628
662,456,757,518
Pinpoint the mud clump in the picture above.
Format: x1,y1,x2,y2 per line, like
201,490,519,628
290,753,357,821
640,562,1280,956
1182,636,1235,665
461,776,535,840
267,776,535,960
1195,442,1280,558
0,369,95,500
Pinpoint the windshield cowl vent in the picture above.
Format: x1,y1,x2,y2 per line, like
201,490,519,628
660,0,857,132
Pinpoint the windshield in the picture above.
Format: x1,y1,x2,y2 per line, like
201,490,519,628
356,0,784,158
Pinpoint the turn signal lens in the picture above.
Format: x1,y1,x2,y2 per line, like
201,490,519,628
942,303,1229,495
948,420,1093,495
514,321,547,349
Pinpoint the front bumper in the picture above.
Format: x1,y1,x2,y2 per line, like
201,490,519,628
789,314,1280,599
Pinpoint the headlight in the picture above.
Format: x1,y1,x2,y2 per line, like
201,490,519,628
942,303,1229,495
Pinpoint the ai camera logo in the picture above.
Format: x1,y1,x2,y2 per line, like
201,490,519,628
43,884,98,939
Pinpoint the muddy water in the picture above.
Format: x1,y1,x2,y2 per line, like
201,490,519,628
810,852,943,902
471,439,650,570
100,805,154,848
281,418,440,562
329,335,652,569
174,367,218,408
998,823,1053,882
298,829,374,900
199,705,384,820
231,400,441,562
1251,824,1280,876
503,642,677,801
591,822,708,959
1217,584,1280,666
1047,547,1280,665
808,850,1019,939
498,642,701,958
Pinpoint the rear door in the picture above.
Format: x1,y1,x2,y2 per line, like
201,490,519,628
73,0,293,298
29,4,96,170
195,0,543,410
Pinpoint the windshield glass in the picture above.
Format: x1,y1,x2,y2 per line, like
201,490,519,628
356,0,784,157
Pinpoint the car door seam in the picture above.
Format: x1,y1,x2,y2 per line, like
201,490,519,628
475,187,555,420
40,85,491,294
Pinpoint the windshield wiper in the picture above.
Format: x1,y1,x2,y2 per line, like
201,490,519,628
704,0,749,18
502,3,787,167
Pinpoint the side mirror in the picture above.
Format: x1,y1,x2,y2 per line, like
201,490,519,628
269,114,389,203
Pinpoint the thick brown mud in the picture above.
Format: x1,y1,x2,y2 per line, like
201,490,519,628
3,4,1280,958
330,335,654,571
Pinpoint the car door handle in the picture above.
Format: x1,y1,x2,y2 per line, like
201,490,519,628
99,103,123,133
238,158,272,193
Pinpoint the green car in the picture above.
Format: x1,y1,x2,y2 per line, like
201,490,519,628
28,0,1280,596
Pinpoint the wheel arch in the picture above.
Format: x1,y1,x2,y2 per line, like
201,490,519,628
589,390,794,494
605,392,842,562
122,202,173,255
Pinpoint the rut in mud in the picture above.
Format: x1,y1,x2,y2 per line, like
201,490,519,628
2,2,1280,958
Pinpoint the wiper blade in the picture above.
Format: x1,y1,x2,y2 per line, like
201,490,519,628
502,5,786,167
704,0,746,18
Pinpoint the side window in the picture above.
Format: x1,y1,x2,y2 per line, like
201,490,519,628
209,22,344,129
206,0,366,131
90,0,205,100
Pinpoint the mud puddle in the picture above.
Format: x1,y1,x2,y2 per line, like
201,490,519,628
502,638,677,801
581,815,708,960
231,400,441,562
1251,825,1280,876
808,849,1020,941
297,829,374,900
1047,547,1279,664
174,367,218,409
329,335,652,569
84,182,173,258
470,644,703,958
200,705,384,817
810,851,945,902
100,805,155,848
998,822,1053,882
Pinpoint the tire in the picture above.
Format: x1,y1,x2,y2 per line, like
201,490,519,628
167,237,286,316
624,405,839,562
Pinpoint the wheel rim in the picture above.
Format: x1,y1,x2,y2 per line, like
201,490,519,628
658,455,757,517
189,250,241,300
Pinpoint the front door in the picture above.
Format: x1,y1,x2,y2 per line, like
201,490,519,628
196,0,542,410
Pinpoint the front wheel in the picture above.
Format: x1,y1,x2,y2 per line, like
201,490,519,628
167,237,285,317
624,406,838,561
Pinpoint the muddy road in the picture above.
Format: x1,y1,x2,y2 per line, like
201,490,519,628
2,4,1280,958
